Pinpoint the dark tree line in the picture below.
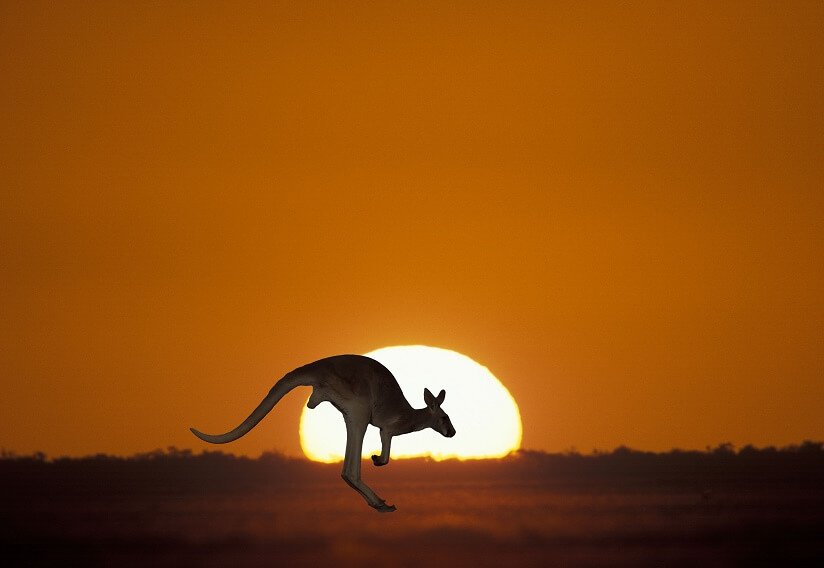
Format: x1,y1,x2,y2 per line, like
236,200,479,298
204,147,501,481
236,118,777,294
2,441,822,497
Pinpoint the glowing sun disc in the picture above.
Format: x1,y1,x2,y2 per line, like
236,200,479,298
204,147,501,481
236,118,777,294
299,345,522,462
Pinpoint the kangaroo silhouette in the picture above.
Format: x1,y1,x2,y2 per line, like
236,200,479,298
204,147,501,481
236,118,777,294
191,354,456,512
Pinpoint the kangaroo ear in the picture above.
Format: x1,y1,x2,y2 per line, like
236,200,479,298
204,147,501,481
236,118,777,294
436,390,445,405
424,388,435,408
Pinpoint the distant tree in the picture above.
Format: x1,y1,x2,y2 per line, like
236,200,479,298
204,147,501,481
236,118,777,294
738,444,759,455
711,442,735,456
798,440,823,454
612,445,636,456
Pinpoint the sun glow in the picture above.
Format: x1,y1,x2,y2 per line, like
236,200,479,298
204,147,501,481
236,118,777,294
299,345,522,462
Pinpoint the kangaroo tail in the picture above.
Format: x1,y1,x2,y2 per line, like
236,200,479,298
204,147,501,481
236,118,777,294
190,370,308,444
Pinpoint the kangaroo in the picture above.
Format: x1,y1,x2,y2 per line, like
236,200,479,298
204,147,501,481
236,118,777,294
190,354,456,512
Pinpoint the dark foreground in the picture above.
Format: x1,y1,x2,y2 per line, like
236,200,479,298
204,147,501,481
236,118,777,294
2,445,823,567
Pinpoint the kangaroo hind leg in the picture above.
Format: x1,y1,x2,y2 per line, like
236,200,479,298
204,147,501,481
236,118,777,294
341,416,396,512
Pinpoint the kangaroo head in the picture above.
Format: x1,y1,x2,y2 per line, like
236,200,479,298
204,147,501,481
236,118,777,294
423,388,456,438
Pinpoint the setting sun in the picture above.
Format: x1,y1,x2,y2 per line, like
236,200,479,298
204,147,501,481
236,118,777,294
299,346,522,462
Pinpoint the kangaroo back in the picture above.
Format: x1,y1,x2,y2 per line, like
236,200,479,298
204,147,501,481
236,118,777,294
190,371,308,444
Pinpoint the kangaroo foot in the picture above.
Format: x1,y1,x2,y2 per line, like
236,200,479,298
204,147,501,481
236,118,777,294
372,501,396,513
371,454,388,467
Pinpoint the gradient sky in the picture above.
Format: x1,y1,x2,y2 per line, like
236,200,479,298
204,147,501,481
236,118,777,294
2,1,822,459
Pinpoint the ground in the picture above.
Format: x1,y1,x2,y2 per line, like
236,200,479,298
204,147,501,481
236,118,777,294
3,450,823,567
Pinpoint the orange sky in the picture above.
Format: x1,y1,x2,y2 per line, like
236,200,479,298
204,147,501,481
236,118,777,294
2,1,822,459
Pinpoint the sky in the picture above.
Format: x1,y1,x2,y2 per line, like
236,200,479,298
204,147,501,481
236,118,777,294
1,1,822,459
